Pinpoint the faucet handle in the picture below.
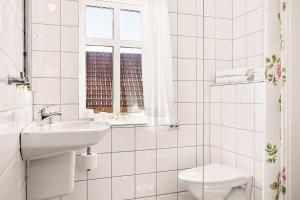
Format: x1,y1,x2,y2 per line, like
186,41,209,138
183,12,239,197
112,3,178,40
40,105,54,112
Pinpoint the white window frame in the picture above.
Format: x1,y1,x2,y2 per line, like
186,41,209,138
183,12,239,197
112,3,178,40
79,0,144,118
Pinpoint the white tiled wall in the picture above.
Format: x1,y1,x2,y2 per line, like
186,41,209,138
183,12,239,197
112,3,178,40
210,82,265,200
0,0,33,199
233,0,264,69
29,0,80,121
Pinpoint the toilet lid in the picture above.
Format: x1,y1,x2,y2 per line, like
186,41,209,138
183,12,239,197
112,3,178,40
179,163,247,184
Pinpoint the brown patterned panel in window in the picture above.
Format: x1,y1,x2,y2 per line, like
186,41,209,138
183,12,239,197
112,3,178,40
86,46,113,113
120,48,144,113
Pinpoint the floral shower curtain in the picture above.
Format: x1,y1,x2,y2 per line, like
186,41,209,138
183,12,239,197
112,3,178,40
265,0,288,199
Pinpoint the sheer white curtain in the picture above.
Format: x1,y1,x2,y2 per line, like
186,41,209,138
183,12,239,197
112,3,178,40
142,0,175,125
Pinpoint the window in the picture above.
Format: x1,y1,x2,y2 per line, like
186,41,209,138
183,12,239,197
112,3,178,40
83,1,144,115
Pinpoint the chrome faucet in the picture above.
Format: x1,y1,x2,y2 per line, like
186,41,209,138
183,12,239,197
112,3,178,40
8,72,31,87
39,105,62,124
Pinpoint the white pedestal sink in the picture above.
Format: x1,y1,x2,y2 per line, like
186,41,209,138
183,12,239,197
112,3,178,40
21,121,110,200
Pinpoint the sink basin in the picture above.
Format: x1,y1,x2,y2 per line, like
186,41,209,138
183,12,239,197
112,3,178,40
21,120,111,200
21,121,110,161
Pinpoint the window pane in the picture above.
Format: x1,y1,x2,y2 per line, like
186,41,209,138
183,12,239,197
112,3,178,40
120,48,144,113
86,46,113,113
86,6,113,39
120,10,142,41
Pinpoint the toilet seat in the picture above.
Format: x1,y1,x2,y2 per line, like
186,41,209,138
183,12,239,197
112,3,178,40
179,163,251,189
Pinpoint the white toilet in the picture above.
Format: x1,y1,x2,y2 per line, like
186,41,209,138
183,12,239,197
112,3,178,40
179,163,253,200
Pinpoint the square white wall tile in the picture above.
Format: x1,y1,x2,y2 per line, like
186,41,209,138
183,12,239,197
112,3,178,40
222,103,237,127
136,173,156,198
136,150,156,174
178,81,197,102
222,127,236,152
31,0,60,25
237,84,254,103
178,0,196,14
32,24,60,51
222,150,236,168
237,129,254,157
136,127,156,150
237,104,254,130
247,8,263,34
157,171,177,195
61,79,79,104
61,52,79,78
178,59,197,80
61,26,79,52
233,38,246,60
112,152,134,176
216,18,232,39
32,51,60,77
178,147,196,169
61,0,79,26
157,148,177,171
216,39,232,61
178,36,197,59
178,125,197,147
61,104,79,121
112,128,135,152
222,85,236,103
32,78,60,105
157,126,177,148
178,103,197,124
178,14,197,37
112,176,134,200
247,32,263,57
216,0,232,19
88,178,111,200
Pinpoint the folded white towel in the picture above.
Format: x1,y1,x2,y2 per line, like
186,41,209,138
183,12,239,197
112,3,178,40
216,67,264,78
216,76,249,84
216,68,248,77
216,75,265,84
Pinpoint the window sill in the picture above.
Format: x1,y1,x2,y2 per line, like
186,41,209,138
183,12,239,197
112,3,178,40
103,113,148,126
